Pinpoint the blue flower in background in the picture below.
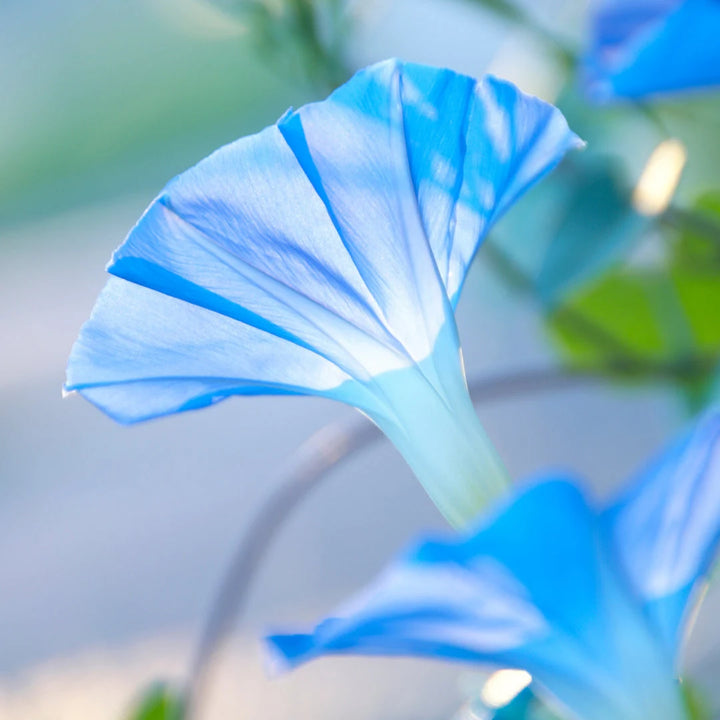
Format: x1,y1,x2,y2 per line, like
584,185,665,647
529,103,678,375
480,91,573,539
267,410,720,720
66,59,581,526
584,0,720,100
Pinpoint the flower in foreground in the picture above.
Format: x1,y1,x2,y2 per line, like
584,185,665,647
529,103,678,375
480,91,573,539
584,0,720,101
65,59,581,527
267,410,720,720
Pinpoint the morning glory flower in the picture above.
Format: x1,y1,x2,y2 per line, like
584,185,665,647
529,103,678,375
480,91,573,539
267,410,720,720
65,59,581,527
584,0,720,101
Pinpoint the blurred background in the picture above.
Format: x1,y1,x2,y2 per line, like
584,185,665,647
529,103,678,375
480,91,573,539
2,0,720,718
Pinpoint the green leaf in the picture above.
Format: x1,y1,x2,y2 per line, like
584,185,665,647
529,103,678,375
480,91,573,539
536,158,646,306
549,264,720,365
125,683,185,720
547,194,720,409
490,155,647,306
669,191,720,269
681,679,713,720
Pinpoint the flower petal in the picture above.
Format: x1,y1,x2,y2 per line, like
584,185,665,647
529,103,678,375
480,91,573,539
276,60,451,364
282,60,583,311
267,480,684,720
110,122,404,382
65,277,360,423
585,0,720,100
605,409,720,654
437,72,584,305
70,60,580,423
66,60,579,523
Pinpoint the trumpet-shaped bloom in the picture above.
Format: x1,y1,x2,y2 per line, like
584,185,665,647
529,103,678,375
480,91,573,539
267,410,720,720
584,0,720,100
66,59,581,526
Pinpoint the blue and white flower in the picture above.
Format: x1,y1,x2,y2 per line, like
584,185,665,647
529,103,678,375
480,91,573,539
267,410,720,720
66,59,581,526
584,0,720,100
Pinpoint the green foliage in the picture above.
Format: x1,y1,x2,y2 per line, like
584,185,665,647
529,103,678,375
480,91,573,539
489,155,646,307
125,683,185,720
681,679,713,720
211,0,352,89
669,192,720,267
547,192,720,409
536,158,645,306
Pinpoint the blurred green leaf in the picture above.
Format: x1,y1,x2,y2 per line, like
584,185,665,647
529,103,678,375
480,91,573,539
548,196,720,408
682,679,713,720
668,192,720,267
491,156,646,306
125,683,185,720
209,0,352,89
537,159,646,306
550,266,720,365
